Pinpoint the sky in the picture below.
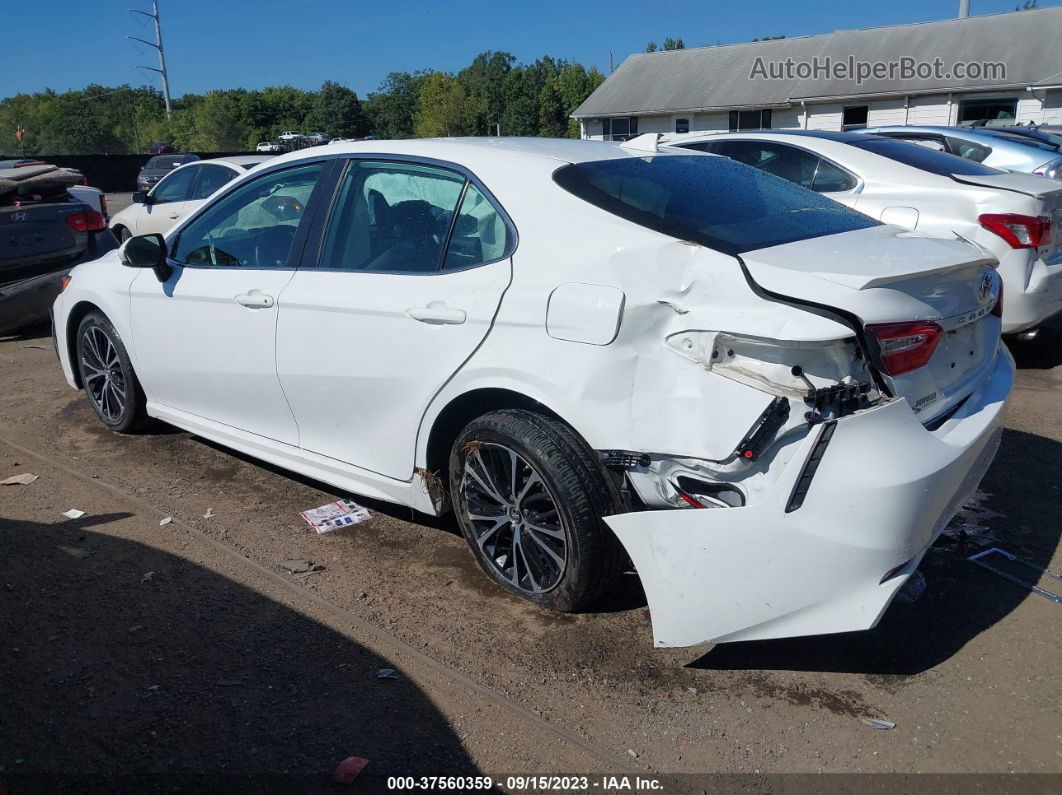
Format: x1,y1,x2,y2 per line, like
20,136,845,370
1,0,1057,100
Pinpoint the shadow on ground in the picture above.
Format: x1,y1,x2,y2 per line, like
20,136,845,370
691,428,1061,676
0,513,477,793
1008,314,1062,370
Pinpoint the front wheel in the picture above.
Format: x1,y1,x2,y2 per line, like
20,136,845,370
75,311,147,433
449,410,624,612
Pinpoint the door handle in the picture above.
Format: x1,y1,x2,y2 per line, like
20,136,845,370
406,303,466,325
235,289,275,309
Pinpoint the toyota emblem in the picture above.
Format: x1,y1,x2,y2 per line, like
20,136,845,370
978,271,994,303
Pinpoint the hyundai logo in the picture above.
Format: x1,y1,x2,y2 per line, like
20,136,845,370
978,271,994,303
10,211,28,222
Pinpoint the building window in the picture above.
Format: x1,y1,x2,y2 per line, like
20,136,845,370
841,105,869,131
728,109,772,132
603,117,639,141
675,118,690,134
958,97,1017,125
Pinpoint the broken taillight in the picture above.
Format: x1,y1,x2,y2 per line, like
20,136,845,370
978,213,1051,250
866,321,942,376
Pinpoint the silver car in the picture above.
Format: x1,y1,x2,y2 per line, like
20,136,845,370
862,125,1062,180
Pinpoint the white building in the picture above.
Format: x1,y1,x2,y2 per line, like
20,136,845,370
574,8,1062,140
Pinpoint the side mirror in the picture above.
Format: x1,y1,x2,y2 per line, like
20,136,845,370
120,233,172,283
132,191,152,205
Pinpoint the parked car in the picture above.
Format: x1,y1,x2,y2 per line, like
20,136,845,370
862,125,1062,180
663,130,1062,335
147,141,175,155
277,131,302,142
304,132,331,145
53,137,1011,648
256,141,283,153
981,125,1062,149
111,155,273,241
136,153,200,192
1,163,111,334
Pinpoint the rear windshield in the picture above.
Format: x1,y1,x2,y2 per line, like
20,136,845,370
849,138,1003,176
552,155,877,255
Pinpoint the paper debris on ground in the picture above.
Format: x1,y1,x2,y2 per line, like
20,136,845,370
376,667,398,680
159,516,172,527
862,718,896,730
202,508,215,519
62,509,85,519
1,473,38,486
332,756,369,785
299,499,371,534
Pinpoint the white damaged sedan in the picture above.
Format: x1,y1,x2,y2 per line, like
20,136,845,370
52,137,1012,648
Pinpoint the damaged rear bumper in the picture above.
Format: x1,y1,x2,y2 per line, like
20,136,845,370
605,346,1013,648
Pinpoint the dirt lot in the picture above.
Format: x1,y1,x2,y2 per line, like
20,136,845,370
1,314,1060,791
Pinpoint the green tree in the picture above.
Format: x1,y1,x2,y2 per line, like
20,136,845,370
414,72,474,137
192,90,248,151
458,51,515,135
645,41,658,52
304,80,366,138
663,37,686,50
364,71,424,139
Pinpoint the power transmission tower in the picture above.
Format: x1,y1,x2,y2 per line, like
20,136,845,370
128,0,172,116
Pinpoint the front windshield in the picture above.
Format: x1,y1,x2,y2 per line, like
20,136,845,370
552,154,878,255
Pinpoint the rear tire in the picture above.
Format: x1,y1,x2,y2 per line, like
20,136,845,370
449,409,624,612
75,311,147,433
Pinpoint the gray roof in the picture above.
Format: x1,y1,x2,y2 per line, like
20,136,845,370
573,7,1062,118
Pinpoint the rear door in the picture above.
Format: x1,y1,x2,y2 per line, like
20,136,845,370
139,165,197,236
275,157,514,479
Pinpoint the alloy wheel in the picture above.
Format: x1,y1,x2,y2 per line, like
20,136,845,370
80,326,127,423
460,442,568,594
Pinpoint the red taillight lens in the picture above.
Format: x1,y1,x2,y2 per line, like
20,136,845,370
867,321,942,376
65,209,106,233
84,208,106,231
978,213,1051,249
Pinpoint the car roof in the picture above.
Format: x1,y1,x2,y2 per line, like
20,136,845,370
202,154,276,168
665,130,888,144
261,136,694,169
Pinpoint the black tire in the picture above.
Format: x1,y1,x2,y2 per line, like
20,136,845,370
75,310,147,433
448,409,625,612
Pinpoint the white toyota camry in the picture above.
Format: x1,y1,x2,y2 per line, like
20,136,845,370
663,130,1062,336
52,137,1013,648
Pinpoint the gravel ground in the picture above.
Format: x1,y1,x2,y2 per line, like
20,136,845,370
1,315,1060,790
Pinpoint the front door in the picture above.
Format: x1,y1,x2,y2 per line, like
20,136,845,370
138,164,198,236
275,158,513,479
129,161,326,445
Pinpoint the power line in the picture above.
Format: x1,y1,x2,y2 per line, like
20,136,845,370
128,0,171,116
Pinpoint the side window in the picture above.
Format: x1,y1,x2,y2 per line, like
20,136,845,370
811,159,857,192
945,137,992,162
318,160,465,273
677,141,715,153
190,165,236,200
151,166,196,204
443,183,510,270
716,142,818,189
173,163,322,267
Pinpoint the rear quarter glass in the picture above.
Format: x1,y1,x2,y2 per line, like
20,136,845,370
552,155,878,256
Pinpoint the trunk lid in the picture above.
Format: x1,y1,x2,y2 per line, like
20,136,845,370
740,225,1002,423
0,201,87,278
951,171,1062,265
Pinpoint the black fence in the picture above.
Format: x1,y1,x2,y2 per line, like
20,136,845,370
0,152,254,193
